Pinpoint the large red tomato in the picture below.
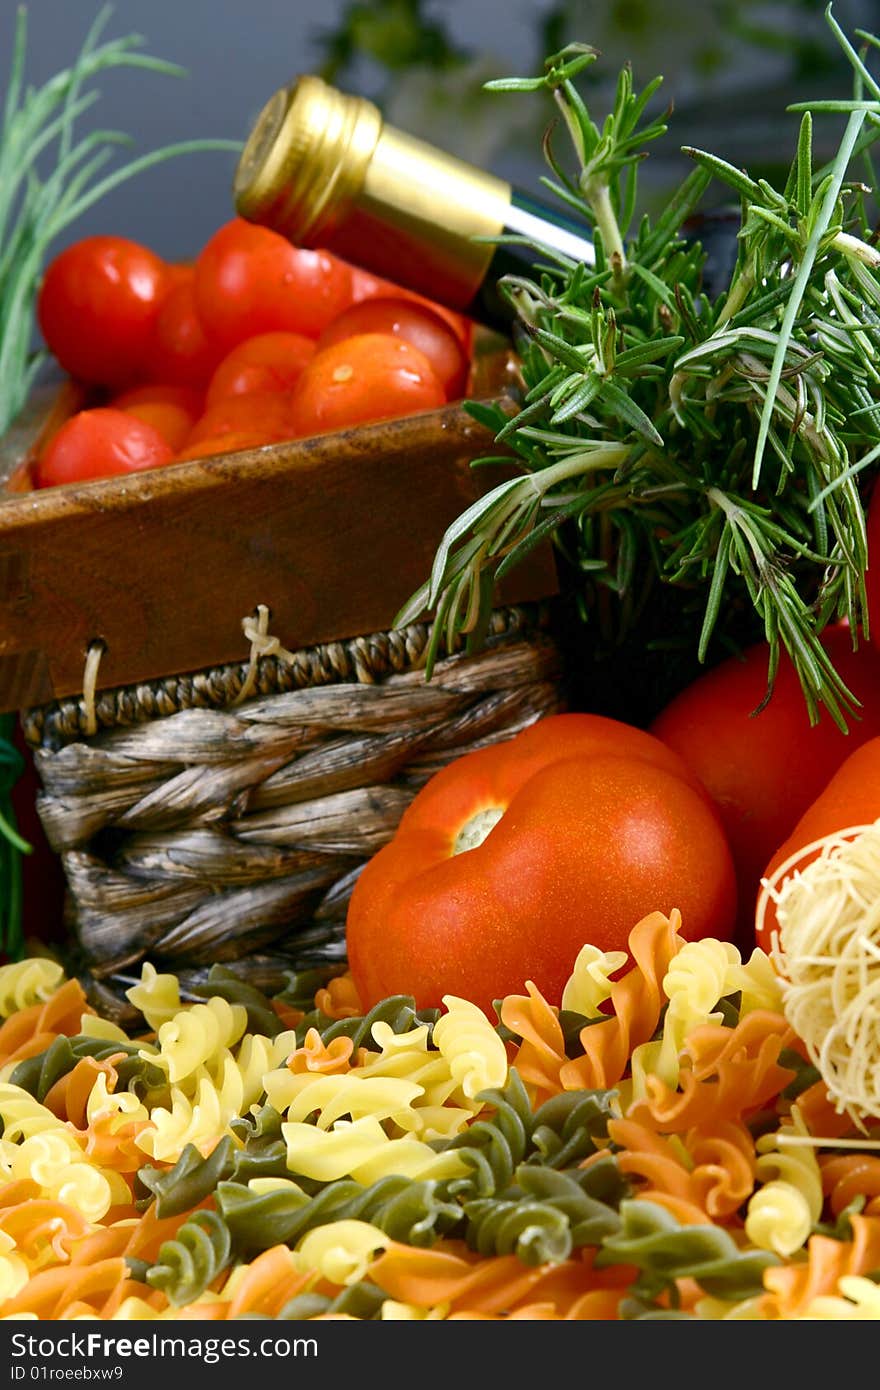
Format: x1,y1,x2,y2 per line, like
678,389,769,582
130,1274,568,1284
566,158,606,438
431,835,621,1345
345,713,737,1014
37,236,170,387
756,736,880,954
347,265,473,347
650,624,880,946
193,219,353,349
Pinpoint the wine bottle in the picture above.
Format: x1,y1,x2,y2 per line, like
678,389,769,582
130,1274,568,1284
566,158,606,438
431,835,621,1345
233,75,597,330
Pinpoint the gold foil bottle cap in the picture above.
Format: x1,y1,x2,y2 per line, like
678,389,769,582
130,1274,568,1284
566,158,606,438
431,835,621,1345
234,72,514,307
234,74,383,246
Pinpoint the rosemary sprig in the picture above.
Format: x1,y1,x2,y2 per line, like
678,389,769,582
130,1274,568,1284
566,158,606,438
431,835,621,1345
0,4,242,438
398,6,880,729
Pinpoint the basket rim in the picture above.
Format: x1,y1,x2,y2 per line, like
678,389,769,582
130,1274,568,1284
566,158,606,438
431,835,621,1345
24,602,552,750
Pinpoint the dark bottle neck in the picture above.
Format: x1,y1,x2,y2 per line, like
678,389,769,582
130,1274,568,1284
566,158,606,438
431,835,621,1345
466,188,596,329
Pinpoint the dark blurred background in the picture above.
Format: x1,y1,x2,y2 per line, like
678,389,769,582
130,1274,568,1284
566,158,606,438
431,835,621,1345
3,0,879,265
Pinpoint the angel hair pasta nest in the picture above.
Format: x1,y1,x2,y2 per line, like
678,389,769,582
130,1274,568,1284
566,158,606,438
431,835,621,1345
759,819,880,1130
1,910,880,1321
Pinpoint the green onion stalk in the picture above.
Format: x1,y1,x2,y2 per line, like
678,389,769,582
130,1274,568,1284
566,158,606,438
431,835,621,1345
0,4,243,949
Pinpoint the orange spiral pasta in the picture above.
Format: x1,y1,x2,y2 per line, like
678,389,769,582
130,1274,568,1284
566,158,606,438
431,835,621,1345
286,1027,365,1075
627,1010,797,1131
558,911,682,1092
0,1197,92,1264
0,978,93,1068
368,1240,629,1318
820,1153,880,1218
500,982,567,1104
314,973,363,1021
608,1116,756,1220
761,1214,880,1318
43,1054,121,1128
0,1256,134,1319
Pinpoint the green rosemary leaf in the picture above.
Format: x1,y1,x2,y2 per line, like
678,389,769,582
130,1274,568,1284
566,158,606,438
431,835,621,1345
599,381,664,446
752,109,866,488
636,166,714,266
495,494,590,580
787,99,880,112
681,147,761,200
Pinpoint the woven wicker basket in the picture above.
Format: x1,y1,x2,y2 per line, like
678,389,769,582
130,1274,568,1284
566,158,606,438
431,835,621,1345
22,602,564,1023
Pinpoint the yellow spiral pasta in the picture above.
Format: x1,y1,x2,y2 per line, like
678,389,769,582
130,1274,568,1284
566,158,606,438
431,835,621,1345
745,1106,823,1256
281,1115,469,1185
432,996,508,1103
0,959,66,1018
561,944,628,1017
292,1220,390,1285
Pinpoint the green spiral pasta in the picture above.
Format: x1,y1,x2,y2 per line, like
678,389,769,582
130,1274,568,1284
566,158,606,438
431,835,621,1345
296,995,441,1050
217,1174,461,1255
138,1119,295,1218
437,1071,621,1201
138,1138,237,1216
595,1199,780,1303
439,1070,533,1198
146,1209,233,1307
10,1034,167,1103
464,1167,620,1265
463,1195,573,1264
527,1088,618,1168
145,1171,464,1303
191,966,287,1041
272,1280,387,1321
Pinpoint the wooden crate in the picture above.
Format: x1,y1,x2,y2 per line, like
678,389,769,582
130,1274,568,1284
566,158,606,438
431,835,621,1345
0,337,556,712
0,338,564,1019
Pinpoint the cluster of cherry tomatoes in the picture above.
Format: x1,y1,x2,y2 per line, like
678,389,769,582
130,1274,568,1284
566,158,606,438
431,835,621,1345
33,219,473,488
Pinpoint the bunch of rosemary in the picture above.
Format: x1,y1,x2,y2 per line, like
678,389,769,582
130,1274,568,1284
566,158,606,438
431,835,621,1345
0,5,241,956
398,6,880,731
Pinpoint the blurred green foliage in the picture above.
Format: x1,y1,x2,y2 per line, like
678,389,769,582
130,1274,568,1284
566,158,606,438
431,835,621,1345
317,0,875,202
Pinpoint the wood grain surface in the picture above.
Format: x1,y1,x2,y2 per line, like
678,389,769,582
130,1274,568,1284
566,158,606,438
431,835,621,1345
0,350,558,712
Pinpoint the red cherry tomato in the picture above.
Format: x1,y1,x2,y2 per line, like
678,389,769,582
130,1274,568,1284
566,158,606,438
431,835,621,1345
288,333,445,437
193,219,353,349
37,236,171,388
145,268,225,388
867,480,880,651
347,265,473,347
35,408,173,487
174,430,272,463
185,392,294,448
317,297,469,400
205,332,316,409
346,713,737,1013
650,624,880,948
110,384,204,453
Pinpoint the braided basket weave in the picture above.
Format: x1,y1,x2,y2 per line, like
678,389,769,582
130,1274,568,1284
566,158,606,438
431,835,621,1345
22,603,564,1023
